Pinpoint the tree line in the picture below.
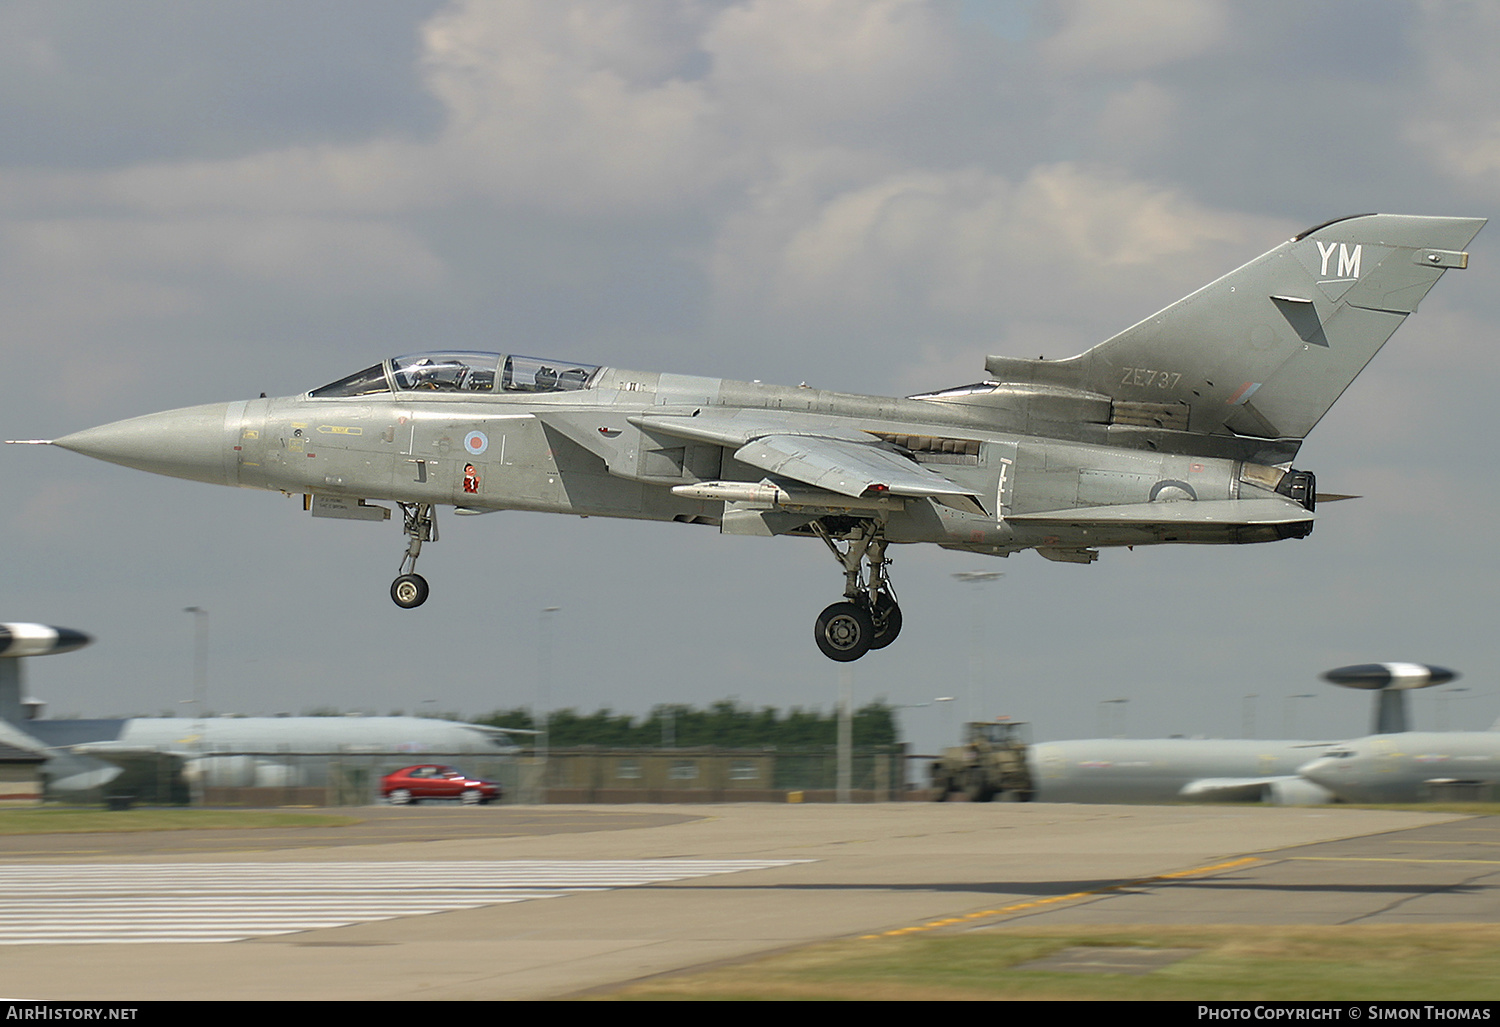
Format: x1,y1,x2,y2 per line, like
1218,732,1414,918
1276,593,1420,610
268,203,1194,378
474,699,898,750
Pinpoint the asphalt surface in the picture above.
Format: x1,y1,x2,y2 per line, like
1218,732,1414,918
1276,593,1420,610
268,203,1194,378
997,813,1500,927
0,807,700,860
0,803,1490,1000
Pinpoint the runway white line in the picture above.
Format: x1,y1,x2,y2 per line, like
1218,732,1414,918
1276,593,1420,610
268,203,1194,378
0,859,808,945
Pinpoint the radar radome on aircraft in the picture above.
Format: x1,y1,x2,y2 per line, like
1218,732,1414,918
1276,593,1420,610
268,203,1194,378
1022,662,1471,805
1322,663,1457,734
12,214,1483,660
0,624,91,658
0,623,92,727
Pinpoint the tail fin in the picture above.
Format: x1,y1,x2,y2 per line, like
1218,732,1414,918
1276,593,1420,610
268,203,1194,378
987,214,1485,442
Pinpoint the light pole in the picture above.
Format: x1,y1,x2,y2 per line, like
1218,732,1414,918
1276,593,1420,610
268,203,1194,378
836,665,853,803
1098,697,1128,737
933,696,956,750
891,700,955,795
952,571,1002,724
536,606,559,805
183,606,208,806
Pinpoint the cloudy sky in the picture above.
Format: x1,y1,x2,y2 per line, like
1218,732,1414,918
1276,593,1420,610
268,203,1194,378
4,0,1498,757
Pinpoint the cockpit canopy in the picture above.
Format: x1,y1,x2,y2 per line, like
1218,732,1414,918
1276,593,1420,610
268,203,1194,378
310,352,601,398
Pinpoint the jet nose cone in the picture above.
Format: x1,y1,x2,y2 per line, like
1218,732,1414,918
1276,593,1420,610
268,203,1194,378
1296,755,1344,790
54,402,244,487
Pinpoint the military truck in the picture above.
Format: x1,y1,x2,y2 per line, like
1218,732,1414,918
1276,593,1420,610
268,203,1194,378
931,720,1034,802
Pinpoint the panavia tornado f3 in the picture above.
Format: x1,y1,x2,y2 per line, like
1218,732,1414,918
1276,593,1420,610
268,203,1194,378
15,214,1484,661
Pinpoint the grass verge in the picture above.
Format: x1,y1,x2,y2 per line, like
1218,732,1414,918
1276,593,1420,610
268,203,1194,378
0,808,359,834
604,924,1500,1001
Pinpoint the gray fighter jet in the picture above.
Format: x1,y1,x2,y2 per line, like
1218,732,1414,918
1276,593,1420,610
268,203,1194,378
15,214,1483,661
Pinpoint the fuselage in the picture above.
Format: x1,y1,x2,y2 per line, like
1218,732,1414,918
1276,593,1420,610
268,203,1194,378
18,715,518,794
54,351,1308,558
1030,737,1337,804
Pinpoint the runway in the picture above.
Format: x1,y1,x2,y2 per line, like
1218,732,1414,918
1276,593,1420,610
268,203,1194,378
0,803,1490,1000
0,860,810,945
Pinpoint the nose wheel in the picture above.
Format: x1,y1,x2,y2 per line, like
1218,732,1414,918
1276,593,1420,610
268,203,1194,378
810,521,902,662
390,502,437,609
391,573,429,609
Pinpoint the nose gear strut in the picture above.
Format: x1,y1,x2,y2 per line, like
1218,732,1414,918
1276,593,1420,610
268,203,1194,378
391,502,436,608
810,520,902,661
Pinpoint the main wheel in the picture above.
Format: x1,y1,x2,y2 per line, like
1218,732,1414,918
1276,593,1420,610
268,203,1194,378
391,573,429,609
868,594,903,650
964,771,996,803
460,789,483,806
388,788,413,806
814,601,875,662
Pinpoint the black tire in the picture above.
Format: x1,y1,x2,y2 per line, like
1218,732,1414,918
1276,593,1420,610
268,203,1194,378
868,594,902,650
388,788,413,806
931,775,952,801
965,771,995,803
814,601,875,662
460,789,483,806
391,573,430,609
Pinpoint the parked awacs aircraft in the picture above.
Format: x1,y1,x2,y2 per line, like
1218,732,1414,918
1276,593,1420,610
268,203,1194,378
0,622,521,798
1025,663,1480,804
13,214,1484,661
30,716,519,797
1030,737,1338,805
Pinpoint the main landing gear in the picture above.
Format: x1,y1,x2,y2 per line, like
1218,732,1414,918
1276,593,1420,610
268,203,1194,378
391,502,436,609
810,521,902,662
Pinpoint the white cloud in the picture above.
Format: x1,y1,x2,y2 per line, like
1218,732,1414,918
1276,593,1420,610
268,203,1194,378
1092,80,1179,161
1041,0,1230,75
1403,4,1500,193
3,215,443,299
709,160,1280,376
703,0,961,136
0,1,975,222
417,0,729,215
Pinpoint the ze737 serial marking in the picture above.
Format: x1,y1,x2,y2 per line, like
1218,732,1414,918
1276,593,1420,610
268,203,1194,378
1121,368,1183,389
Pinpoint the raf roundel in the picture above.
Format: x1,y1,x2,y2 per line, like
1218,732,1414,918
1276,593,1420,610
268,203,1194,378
463,430,488,456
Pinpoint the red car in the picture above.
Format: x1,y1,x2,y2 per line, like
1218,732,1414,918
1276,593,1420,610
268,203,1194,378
381,765,502,805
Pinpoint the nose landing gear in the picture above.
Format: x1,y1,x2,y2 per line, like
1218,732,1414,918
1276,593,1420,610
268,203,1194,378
391,502,436,609
811,521,902,662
